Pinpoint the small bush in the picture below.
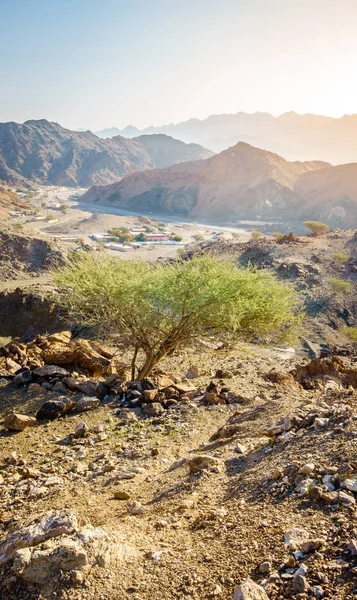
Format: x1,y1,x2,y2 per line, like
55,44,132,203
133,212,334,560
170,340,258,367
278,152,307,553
251,231,264,240
332,252,348,263
327,277,352,294
272,232,285,240
339,326,357,341
304,221,329,235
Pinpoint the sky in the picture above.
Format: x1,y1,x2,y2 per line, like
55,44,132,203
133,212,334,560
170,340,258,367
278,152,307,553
1,0,357,130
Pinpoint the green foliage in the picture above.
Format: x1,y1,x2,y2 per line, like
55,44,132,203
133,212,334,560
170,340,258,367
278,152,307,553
172,234,183,242
332,252,348,263
251,231,264,240
304,221,329,235
54,254,302,379
339,326,357,341
327,277,352,294
134,233,146,242
272,232,285,240
110,228,133,243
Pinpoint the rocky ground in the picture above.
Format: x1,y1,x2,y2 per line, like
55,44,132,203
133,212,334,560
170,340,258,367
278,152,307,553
1,330,357,599
1,228,357,599
189,230,357,348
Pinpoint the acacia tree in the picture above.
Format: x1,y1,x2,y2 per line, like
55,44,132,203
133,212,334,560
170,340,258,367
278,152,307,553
304,221,329,235
54,254,301,380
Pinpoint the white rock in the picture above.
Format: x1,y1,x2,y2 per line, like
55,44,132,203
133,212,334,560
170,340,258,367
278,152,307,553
233,578,269,599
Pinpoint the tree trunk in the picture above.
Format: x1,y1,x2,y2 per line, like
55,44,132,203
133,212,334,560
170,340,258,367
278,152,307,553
136,354,160,380
131,346,138,380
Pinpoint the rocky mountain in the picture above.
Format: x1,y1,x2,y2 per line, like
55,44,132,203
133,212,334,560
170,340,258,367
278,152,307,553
295,162,357,224
95,111,357,164
81,142,329,221
0,120,212,187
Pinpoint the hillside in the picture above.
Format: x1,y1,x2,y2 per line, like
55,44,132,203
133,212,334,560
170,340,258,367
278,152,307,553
80,142,329,220
0,186,30,219
0,120,212,187
95,110,357,164
1,230,357,598
295,162,357,225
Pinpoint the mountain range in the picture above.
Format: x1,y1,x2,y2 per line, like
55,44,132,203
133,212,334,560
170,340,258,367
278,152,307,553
82,141,343,222
0,120,213,187
95,111,357,165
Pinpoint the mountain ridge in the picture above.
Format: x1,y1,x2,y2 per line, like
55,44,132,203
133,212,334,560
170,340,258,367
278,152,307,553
81,141,334,222
0,119,213,187
94,110,357,164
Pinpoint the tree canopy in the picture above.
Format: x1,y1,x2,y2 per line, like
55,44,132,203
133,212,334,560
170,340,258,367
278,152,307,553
54,253,302,379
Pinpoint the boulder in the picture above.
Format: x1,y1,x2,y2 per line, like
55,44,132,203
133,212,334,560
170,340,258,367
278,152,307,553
75,396,100,413
14,369,33,385
34,365,69,378
4,413,36,431
64,377,107,398
0,512,116,585
0,512,78,565
46,331,72,344
36,398,75,420
41,339,112,376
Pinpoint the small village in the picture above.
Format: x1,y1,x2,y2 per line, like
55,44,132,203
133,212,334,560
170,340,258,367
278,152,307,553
91,225,184,252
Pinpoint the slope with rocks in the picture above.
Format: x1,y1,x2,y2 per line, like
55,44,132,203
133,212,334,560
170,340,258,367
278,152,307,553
1,330,357,599
80,142,328,220
0,186,30,219
0,230,65,282
0,120,212,187
189,229,357,348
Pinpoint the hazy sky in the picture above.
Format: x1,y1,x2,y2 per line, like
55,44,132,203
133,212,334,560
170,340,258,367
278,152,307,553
1,0,357,129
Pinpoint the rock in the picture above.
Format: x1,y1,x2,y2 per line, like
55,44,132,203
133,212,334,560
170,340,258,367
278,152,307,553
339,490,356,505
113,491,131,500
14,370,33,385
0,511,78,565
41,339,112,376
142,402,164,417
74,422,88,438
233,578,269,599
5,358,22,373
212,423,240,440
47,331,72,344
128,501,144,515
284,528,323,552
348,539,357,556
28,383,45,394
34,365,69,378
75,396,100,413
215,368,233,378
187,454,218,473
0,512,116,584
299,463,315,475
313,585,325,598
259,560,271,574
142,389,158,402
52,381,68,394
4,413,36,431
36,398,75,420
187,365,200,379
294,574,310,594
341,475,357,492
64,377,107,399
